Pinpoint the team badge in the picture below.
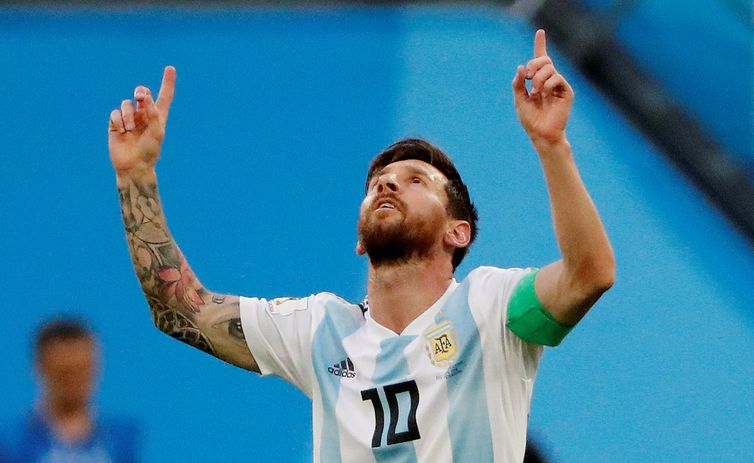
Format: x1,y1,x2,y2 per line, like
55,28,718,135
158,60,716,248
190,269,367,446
423,320,459,368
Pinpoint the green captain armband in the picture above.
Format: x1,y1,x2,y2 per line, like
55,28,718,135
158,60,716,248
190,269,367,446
506,269,573,347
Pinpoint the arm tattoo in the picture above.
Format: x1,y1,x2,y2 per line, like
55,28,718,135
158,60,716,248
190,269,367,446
227,318,245,340
119,179,204,312
118,175,254,370
149,295,215,354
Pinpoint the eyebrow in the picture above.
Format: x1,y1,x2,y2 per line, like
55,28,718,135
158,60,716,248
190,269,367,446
403,165,432,177
376,163,432,179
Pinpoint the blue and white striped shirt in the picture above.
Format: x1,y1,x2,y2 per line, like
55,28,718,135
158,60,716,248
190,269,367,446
240,266,542,462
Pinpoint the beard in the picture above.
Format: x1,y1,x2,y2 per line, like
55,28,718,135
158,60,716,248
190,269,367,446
357,206,441,268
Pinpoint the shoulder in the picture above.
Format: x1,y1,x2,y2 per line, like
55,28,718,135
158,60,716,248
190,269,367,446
464,266,534,290
313,292,365,324
254,292,364,326
258,292,359,314
460,266,537,318
97,415,141,436
312,292,355,306
0,412,42,439
0,412,47,460
96,415,142,456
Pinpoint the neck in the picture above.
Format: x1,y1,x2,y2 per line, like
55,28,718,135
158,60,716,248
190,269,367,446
367,254,454,334
45,398,92,442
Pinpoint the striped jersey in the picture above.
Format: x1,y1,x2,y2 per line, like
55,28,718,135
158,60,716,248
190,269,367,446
240,266,543,462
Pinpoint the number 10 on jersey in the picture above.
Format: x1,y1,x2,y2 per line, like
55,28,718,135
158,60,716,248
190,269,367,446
361,380,421,448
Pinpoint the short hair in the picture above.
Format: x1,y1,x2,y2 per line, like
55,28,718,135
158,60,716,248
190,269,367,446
365,138,479,270
35,317,94,355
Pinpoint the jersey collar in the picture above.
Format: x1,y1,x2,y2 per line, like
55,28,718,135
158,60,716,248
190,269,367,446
364,278,459,339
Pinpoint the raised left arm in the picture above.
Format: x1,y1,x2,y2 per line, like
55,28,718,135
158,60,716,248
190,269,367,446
512,29,615,326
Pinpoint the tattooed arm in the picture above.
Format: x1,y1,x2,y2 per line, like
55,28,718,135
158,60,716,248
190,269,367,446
109,67,258,372
118,172,257,370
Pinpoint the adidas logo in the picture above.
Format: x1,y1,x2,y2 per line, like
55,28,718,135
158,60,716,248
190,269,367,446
328,357,357,378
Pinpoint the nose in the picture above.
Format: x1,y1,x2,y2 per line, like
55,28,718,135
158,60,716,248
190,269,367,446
376,173,399,193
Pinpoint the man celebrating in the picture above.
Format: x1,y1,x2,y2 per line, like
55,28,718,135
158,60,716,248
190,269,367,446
108,29,614,462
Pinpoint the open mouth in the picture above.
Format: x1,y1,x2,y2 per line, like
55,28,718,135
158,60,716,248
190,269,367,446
374,197,401,212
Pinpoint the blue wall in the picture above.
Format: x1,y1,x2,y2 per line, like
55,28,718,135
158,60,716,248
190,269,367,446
582,0,754,168
1,6,753,463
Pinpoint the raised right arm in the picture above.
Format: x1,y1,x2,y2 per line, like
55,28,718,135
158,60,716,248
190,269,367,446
109,67,258,372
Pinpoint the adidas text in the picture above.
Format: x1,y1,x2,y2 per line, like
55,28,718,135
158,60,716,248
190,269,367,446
328,366,356,378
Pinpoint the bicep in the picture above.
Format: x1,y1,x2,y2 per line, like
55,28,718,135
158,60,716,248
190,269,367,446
504,266,572,347
534,260,600,326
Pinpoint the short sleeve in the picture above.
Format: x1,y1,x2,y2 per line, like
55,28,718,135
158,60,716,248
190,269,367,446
240,296,316,397
467,266,544,380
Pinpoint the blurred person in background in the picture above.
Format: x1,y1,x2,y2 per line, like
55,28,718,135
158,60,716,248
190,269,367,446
107,29,613,462
0,318,140,463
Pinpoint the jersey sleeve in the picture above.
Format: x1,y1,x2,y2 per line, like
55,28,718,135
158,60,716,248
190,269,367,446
240,296,316,397
467,266,544,380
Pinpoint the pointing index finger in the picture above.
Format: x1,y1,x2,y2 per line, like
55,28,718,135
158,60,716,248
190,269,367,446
155,65,176,115
534,29,548,58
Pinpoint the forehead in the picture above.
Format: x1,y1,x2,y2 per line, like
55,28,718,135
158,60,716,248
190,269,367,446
374,159,448,183
39,338,96,360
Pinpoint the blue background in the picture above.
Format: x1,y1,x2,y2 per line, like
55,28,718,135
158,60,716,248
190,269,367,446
1,5,753,463
581,0,753,169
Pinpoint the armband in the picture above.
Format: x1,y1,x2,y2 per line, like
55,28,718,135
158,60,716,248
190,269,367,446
506,269,573,346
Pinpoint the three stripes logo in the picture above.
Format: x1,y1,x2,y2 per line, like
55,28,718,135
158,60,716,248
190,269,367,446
328,357,357,378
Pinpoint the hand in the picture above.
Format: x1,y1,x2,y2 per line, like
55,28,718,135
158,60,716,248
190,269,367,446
108,66,176,174
512,30,573,146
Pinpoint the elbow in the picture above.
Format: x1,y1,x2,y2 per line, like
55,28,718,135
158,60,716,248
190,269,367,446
149,307,182,341
590,256,616,296
146,302,165,334
593,265,615,295
144,294,171,336
574,252,616,298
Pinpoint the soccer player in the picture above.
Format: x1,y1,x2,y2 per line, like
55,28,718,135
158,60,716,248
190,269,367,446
107,29,614,462
0,318,140,463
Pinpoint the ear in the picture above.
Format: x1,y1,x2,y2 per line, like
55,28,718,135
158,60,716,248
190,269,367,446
444,220,471,249
356,240,366,255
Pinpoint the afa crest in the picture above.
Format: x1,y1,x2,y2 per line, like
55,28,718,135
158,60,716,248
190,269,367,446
423,320,459,368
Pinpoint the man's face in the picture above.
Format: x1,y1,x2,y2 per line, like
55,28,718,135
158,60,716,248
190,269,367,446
358,159,451,266
37,338,98,411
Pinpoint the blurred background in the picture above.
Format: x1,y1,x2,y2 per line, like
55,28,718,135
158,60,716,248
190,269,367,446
0,1,752,462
